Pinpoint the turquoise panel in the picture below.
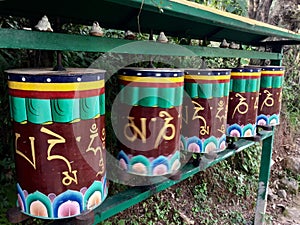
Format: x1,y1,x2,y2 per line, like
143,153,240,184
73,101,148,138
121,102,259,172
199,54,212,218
51,99,80,123
26,98,52,124
80,96,100,120
10,96,27,123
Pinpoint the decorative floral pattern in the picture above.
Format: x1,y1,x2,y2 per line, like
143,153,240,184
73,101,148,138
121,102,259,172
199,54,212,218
182,134,227,153
118,151,180,176
226,123,256,138
16,177,108,219
257,114,279,126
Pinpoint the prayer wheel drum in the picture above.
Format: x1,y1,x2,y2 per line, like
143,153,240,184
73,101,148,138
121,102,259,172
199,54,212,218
116,68,184,176
246,66,285,126
226,68,261,137
182,69,231,153
7,68,107,219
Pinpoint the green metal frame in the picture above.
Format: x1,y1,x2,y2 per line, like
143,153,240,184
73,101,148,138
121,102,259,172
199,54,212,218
0,0,295,223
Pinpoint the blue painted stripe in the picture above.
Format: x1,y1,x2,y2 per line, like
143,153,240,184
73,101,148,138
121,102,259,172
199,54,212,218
7,73,105,83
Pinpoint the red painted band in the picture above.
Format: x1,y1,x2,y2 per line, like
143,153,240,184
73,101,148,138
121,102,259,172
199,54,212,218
9,88,105,99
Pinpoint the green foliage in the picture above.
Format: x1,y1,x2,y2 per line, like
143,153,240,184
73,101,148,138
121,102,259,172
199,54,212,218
282,46,300,127
189,0,248,16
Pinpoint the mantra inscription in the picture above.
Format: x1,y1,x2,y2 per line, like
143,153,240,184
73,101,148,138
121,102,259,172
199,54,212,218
259,88,282,115
117,104,181,158
14,117,105,194
227,92,258,125
182,97,228,139
124,111,176,149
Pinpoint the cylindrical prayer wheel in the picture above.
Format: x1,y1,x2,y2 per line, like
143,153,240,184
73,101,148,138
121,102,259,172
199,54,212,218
182,69,231,153
226,68,261,137
116,68,184,176
246,66,285,126
7,68,107,219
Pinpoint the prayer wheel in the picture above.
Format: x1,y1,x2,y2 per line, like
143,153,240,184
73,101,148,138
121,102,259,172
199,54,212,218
182,69,231,153
7,68,107,219
246,66,285,126
116,68,184,176
226,68,261,137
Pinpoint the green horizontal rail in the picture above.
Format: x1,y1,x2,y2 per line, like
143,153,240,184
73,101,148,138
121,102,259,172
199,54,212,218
0,29,281,60
47,130,273,225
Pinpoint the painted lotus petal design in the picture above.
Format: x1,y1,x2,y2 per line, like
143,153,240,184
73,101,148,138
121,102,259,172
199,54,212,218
151,156,169,175
187,142,201,153
186,136,202,153
256,115,268,126
227,124,242,137
17,194,25,212
83,180,103,210
243,124,255,137
131,162,148,175
218,135,227,150
17,184,26,212
170,151,181,172
203,137,218,153
57,200,81,218
30,200,49,217
118,150,129,170
269,114,279,125
26,191,52,218
102,175,108,197
130,155,150,175
53,190,83,218
87,191,102,209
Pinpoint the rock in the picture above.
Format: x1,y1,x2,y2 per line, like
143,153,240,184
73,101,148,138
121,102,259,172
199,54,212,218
35,15,53,32
282,156,300,175
279,177,299,194
268,188,278,201
229,42,239,49
90,21,103,37
124,30,136,40
179,211,194,225
156,32,168,43
271,159,275,167
276,203,286,213
220,39,229,48
277,189,287,199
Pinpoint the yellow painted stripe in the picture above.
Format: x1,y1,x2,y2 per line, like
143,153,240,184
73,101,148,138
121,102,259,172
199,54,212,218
261,71,285,75
184,75,230,80
231,72,261,77
118,75,183,83
8,80,104,91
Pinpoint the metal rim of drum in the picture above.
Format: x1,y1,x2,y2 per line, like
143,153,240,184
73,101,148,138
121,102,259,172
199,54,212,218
244,65,285,71
184,68,231,76
6,68,105,83
118,67,184,77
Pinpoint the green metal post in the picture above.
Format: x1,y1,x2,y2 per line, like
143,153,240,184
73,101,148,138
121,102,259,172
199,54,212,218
254,128,275,225
254,44,282,225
